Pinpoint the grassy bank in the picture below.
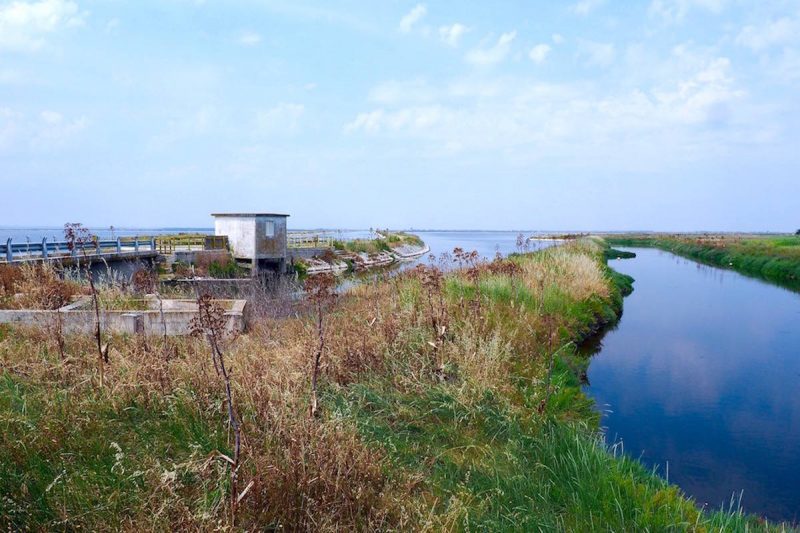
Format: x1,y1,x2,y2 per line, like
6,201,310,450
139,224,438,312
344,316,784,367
333,231,424,255
606,234,800,291
0,239,780,530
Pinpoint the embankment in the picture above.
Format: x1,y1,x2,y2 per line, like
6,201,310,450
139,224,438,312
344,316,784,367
0,237,779,530
606,235,800,292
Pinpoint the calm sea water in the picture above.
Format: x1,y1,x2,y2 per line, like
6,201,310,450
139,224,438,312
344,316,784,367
414,230,556,262
586,248,800,523
0,227,214,244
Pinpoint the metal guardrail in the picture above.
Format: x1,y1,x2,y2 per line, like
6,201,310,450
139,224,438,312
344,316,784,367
2,231,337,262
287,233,334,249
1,237,157,263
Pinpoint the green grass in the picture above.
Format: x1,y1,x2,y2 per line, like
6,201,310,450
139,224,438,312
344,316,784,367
325,252,771,531
383,231,425,248
334,239,389,254
0,376,229,530
607,234,800,291
208,259,244,279
334,232,424,254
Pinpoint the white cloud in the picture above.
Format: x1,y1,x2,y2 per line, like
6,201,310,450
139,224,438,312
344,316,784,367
40,110,62,124
399,4,426,33
0,107,87,151
256,102,305,135
345,109,385,133
345,106,447,135
147,105,222,151
0,68,24,84
651,56,743,125
649,0,726,23
736,17,798,52
552,33,565,44
104,17,119,34
238,30,262,46
571,0,605,16
465,31,516,67
578,40,615,67
32,109,88,148
529,43,551,64
0,0,86,52
439,23,468,47
369,79,435,105
0,108,20,150
344,51,753,166
773,48,800,84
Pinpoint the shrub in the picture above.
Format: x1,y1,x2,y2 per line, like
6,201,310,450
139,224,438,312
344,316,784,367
193,251,237,278
12,263,78,310
131,267,157,294
208,260,238,279
319,248,338,263
0,264,22,296
172,261,193,278
293,260,308,280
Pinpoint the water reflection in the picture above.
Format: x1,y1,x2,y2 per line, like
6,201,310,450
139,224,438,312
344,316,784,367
586,248,800,522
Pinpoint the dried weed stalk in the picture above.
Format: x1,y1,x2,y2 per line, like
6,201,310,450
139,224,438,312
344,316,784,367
65,223,109,386
190,293,243,517
304,273,337,418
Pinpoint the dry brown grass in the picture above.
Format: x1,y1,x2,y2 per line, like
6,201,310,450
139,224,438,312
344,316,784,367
0,264,23,297
2,263,80,310
520,241,610,301
0,240,617,531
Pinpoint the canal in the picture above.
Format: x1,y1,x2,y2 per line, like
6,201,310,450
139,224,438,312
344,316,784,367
586,247,800,522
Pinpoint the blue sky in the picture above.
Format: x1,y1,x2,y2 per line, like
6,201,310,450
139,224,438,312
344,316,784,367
1,0,798,231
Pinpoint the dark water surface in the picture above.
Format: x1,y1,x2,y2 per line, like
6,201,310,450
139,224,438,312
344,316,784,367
586,248,800,522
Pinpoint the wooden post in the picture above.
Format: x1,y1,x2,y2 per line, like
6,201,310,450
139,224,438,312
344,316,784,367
116,238,122,254
134,237,139,253
5,238,11,263
41,238,48,259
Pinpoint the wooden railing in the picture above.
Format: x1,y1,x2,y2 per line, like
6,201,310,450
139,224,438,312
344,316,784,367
287,233,334,249
155,235,228,254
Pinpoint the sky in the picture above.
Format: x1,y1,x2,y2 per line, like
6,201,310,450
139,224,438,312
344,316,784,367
0,0,798,231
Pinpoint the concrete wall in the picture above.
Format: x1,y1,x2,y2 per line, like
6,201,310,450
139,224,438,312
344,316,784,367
287,247,331,261
255,216,287,259
215,217,255,260
0,299,246,336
